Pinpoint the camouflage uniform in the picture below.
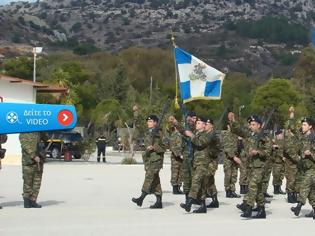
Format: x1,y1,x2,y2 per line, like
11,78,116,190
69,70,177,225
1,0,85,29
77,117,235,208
296,132,315,207
19,132,44,202
169,128,183,188
141,129,166,196
221,130,239,193
239,140,249,190
188,130,210,201
271,138,285,188
205,130,222,197
230,122,272,208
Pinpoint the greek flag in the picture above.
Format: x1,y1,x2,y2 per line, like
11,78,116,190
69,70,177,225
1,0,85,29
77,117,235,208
175,47,225,103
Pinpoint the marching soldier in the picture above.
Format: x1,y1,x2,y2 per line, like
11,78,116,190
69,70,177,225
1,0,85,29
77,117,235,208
19,132,46,208
168,124,184,194
205,118,222,208
291,117,315,220
221,122,241,198
271,130,286,195
132,115,166,209
179,117,209,213
229,113,272,219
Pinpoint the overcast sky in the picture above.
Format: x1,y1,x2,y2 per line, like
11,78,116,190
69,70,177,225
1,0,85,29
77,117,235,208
0,0,36,6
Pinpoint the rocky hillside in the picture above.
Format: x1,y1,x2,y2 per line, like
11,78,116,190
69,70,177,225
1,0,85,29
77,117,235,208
0,0,314,77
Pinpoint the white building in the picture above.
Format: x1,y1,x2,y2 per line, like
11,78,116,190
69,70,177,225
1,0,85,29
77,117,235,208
0,74,66,159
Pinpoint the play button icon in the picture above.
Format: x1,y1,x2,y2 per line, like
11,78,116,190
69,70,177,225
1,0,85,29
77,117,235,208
57,109,74,126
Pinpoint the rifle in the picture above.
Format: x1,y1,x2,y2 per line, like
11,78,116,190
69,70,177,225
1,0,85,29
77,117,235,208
179,102,194,162
255,107,275,148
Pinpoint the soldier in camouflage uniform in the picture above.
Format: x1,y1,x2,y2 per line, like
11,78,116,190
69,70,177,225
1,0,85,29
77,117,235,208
229,113,272,219
204,118,222,208
19,132,46,208
221,123,241,198
291,117,315,220
168,125,183,194
239,119,253,195
179,117,210,213
271,130,286,195
132,115,166,209
180,111,196,198
0,134,8,209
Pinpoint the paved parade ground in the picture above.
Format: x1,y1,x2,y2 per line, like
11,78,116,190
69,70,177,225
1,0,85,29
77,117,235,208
0,151,314,236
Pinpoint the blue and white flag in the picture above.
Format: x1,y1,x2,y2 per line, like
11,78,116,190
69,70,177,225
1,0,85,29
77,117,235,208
174,47,225,103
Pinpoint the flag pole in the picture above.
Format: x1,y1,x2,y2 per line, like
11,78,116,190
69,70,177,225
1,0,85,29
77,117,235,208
171,32,180,109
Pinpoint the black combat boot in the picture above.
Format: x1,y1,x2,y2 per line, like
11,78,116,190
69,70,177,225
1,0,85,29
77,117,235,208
236,201,247,212
313,207,315,220
193,200,207,213
102,157,106,163
231,191,241,198
207,193,219,208
226,190,233,198
132,192,147,207
244,185,248,194
240,204,252,218
0,205,2,209
293,193,298,203
30,200,42,208
274,185,286,195
240,185,246,194
305,209,314,218
264,192,273,198
150,195,162,209
180,197,193,212
173,185,184,195
97,157,100,162
291,202,304,216
287,193,296,203
252,206,266,219
23,197,31,208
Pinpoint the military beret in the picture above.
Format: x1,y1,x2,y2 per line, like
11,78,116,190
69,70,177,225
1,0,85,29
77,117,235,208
206,118,214,124
301,117,314,126
146,114,159,122
187,111,196,117
248,115,262,125
196,116,207,123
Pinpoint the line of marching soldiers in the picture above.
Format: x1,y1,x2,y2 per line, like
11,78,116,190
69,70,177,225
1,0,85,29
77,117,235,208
132,108,315,220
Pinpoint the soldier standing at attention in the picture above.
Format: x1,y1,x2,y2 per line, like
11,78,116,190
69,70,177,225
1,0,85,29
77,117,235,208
19,132,46,208
291,117,315,220
229,113,272,219
96,134,107,163
132,115,166,209
0,134,8,209
168,123,184,195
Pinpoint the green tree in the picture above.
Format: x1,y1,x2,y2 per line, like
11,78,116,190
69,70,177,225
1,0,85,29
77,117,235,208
3,56,33,80
112,62,129,104
250,78,303,126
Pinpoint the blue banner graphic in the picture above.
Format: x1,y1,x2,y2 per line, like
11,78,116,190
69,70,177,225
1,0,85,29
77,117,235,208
0,103,77,134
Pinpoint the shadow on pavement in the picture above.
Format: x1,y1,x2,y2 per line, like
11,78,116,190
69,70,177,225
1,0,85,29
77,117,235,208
40,200,66,206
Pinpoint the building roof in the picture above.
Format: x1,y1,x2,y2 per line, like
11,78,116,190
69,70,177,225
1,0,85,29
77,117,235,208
0,74,67,93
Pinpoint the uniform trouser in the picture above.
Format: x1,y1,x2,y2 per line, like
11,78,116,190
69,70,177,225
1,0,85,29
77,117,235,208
297,170,315,207
262,160,272,193
239,153,249,186
295,168,305,194
244,167,265,207
272,161,285,186
224,157,238,192
141,160,163,196
206,160,218,196
182,153,192,194
97,148,106,158
22,164,43,199
284,159,298,193
170,154,183,186
188,164,207,200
